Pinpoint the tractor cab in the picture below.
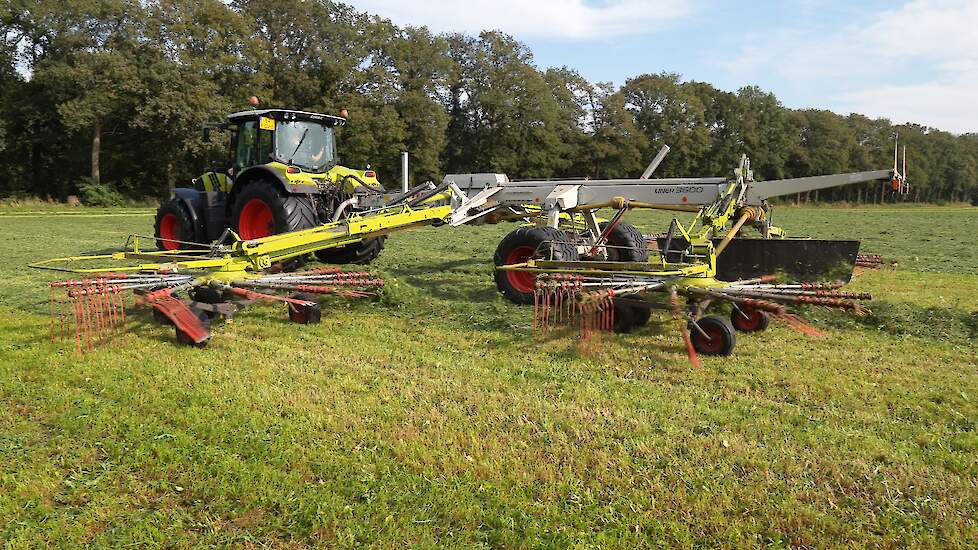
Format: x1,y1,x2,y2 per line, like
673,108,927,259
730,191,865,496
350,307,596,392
226,109,345,177
201,109,348,191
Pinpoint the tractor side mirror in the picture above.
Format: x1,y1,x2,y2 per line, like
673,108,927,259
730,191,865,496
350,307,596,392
203,127,211,143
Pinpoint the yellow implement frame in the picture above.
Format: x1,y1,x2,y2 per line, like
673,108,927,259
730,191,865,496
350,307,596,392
30,201,454,281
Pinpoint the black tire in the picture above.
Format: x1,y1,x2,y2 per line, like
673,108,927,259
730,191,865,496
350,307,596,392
154,199,199,251
689,315,736,356
231,179,317,240
314,236,386,265
730,306,770,332
175,307,211,348
191,286,224,305
633,302,652,327
153,307,172,325
493,226,580,305
611,297,652,333
598,221,648,262
287,292,322,324
612,299,637,334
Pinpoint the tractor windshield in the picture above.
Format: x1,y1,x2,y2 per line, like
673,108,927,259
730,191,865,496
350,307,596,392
275,120,336,172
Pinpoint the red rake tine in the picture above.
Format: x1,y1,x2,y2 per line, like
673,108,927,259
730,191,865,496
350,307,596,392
533,288,540,337
669,287,700,369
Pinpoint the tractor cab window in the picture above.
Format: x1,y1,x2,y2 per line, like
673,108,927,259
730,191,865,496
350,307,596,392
234,121,258,172
234,121,274,174
275,120,335,173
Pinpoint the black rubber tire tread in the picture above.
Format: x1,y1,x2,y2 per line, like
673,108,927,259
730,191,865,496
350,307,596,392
231,179,318,237
599,221,649,262
191,286,224,305
612,299,637,334
730,307,770,332
493,226,580,305
154,199,199,250
634,307,652,327
689,315,736,356
630,297,653,327
314,236,386,265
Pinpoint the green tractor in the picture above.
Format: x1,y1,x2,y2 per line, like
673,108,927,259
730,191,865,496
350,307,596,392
154,108,386,264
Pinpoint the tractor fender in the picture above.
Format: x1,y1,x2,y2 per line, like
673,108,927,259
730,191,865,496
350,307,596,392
172,188,206,242
232,166,319,199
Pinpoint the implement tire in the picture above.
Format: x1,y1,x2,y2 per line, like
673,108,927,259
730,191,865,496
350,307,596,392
493,226,579,305
314,236,386,265
154,199,199,251
597,221,648,262
689,315,736,356
231,179,317,240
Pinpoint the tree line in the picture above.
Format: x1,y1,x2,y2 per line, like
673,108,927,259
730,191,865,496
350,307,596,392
2,0,976,205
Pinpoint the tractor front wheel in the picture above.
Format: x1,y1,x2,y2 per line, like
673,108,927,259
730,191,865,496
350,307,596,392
493,226,580,305
154,199,198,251
231,180,317,240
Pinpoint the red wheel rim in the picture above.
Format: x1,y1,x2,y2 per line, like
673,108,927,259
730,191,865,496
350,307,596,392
696,325,726,354
735,308,763,331
505,245,538,293
289,305,309,324
158,213,180,250
239,198,274,239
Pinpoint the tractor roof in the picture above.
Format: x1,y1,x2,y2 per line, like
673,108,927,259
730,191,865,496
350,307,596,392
228,109,346,127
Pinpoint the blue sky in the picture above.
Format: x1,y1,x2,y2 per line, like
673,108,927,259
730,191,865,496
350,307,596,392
348,0,977,133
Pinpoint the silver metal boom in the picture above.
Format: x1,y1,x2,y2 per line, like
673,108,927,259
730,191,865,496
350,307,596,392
446,169,896,227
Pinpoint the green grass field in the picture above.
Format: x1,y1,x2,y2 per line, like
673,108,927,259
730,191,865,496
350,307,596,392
1,205,976,547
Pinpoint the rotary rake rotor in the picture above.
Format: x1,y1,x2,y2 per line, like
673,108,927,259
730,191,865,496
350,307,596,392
47,266,384,351
523,275,858,362
516,261,872,365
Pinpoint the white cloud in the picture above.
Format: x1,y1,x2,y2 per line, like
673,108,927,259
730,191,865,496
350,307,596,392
728,0,978,133
346,0,692,39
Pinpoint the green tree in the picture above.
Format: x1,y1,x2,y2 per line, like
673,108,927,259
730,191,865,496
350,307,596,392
735,86,792,181
587,84,647,179
621,73,710,177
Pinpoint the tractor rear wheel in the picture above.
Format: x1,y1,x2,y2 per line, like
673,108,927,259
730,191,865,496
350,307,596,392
597,221,648,262
154,199,198,251
314,236,386,265
493,226,580,305
231,179,317,240
689,315,736,356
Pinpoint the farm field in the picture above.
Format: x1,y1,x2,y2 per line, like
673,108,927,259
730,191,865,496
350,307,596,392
1,205,976,547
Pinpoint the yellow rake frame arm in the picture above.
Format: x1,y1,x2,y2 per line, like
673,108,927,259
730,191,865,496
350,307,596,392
30,201,455,278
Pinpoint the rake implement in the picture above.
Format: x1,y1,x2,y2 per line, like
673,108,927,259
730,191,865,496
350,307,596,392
45,267,384,350
33,188,463,350
523,265,871,364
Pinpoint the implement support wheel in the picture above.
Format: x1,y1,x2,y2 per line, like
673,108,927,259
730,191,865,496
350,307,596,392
287,292,322,324
689,315,736,356
731,306,770,332
175,307,211,348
